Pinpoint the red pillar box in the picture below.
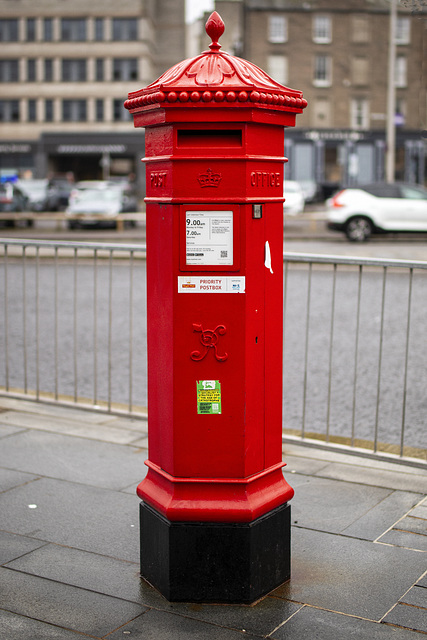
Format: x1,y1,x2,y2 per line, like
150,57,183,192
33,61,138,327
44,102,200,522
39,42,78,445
125,12,307,604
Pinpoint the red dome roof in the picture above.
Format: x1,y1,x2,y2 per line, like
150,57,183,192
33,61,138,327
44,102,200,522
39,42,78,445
125,12,307,113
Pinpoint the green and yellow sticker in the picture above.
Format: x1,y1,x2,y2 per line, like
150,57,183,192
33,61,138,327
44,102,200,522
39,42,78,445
197,380,221,415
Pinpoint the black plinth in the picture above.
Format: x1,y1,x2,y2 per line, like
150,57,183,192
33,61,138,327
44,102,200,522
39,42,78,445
139,501,291,604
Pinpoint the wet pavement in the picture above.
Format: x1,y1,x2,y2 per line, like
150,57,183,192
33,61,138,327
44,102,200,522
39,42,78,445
0,396,426,638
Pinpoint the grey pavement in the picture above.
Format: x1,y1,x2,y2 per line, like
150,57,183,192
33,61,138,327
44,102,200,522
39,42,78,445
0,396,426,639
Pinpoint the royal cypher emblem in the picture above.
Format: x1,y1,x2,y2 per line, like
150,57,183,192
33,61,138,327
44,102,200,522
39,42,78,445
191,323,228,362
197,168,222,188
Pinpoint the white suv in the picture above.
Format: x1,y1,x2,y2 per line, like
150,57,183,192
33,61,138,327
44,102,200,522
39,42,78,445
327,182,427,241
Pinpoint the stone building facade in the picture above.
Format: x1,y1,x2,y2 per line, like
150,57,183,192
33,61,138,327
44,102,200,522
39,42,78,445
0,0,185,189
201,0,426,196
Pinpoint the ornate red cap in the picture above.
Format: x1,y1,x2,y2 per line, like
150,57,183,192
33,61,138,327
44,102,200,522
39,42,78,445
124,12,307,112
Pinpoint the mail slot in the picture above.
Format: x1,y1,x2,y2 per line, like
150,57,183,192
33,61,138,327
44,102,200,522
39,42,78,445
125,10,307,604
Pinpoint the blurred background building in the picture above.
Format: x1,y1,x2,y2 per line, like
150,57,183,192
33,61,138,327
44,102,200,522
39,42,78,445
0,0,186,192
195,0,427,199
0,0,425,200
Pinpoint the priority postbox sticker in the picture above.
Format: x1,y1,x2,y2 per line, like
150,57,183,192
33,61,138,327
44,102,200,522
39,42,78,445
197,380,221,415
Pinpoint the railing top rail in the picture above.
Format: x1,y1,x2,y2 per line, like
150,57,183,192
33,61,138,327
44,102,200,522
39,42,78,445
283,251,427,270
0,237,146,253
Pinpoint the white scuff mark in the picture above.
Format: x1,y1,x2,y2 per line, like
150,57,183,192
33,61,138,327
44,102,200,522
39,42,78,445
28,504,37,509
264,241,274,274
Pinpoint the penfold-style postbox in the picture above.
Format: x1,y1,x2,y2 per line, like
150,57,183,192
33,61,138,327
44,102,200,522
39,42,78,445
125,12,307,604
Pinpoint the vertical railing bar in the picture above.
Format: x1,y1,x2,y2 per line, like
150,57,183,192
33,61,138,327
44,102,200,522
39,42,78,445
108,249,113,411
301,263,312,439
73,247,78,403
4,245,9,391
23,246,28,394
93,249,98,406
326,263,337,443
400,267,413,457
54,247,59,401
374,266,387,453
128,250,134,413
351,265,363,447
283,259,289,429
35,246,40,400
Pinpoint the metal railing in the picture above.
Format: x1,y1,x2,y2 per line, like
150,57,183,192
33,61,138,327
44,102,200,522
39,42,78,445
0,239,425,466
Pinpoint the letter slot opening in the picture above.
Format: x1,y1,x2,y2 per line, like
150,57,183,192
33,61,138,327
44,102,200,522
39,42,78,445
177,129,242,148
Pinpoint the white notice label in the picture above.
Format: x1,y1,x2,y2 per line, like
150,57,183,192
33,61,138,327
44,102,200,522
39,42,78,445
178,276,245,293
186,210,233,266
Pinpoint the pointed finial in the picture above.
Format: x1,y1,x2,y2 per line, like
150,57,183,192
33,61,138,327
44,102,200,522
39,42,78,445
206,11,224,52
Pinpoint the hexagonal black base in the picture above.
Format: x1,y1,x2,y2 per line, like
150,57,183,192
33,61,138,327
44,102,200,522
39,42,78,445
139,501,291,604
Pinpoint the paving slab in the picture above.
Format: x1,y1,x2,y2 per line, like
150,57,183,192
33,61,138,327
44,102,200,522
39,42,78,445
289,475,392,533
6,544,143,604
0,609,87,640
106,609,264,640
0,531,47,565
0,567,145,637
397,515,427,534
271,605,423,639
314,461,427,493
0,428,146,490
0,423,27,438
0,467,39,493
342,491,423,541
0,478,140,561
0,409,145,445
377,528,427,551
0,396,118,423
383,603,427,634
273,527,425,619
400,584,427,608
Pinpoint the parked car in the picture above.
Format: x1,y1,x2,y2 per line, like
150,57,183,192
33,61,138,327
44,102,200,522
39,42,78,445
65,186,138,228
0,182,30,226
17,178,66,212
327,182,427,241
283,180,305,216
47,177,74,210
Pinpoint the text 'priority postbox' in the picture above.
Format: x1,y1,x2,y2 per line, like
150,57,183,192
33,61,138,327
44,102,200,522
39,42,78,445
125,11,307,604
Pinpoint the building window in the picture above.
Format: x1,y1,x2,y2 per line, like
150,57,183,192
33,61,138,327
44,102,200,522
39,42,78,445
351,15,369,43
312,98,331,128
95,18,104,41
96,99,104,121
351,57,368,86
61,18,86,41
267,55,288,84
395,55,407,87
27,59,36,82
313,15,332,43
28,99,37,122
96,58,104,81
313,55,332,87
0,19,19,42
351,99,369,129
0,59,19,82
395,17,410,44
63,99,86,122
44,18,53,41
0,100,20,122
45,99,53,122
112,18,137,41
113,58,138,81
113,98,131,121
27,18,36,41
268,15,287,43
62,59,87,82
44,59,53,81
